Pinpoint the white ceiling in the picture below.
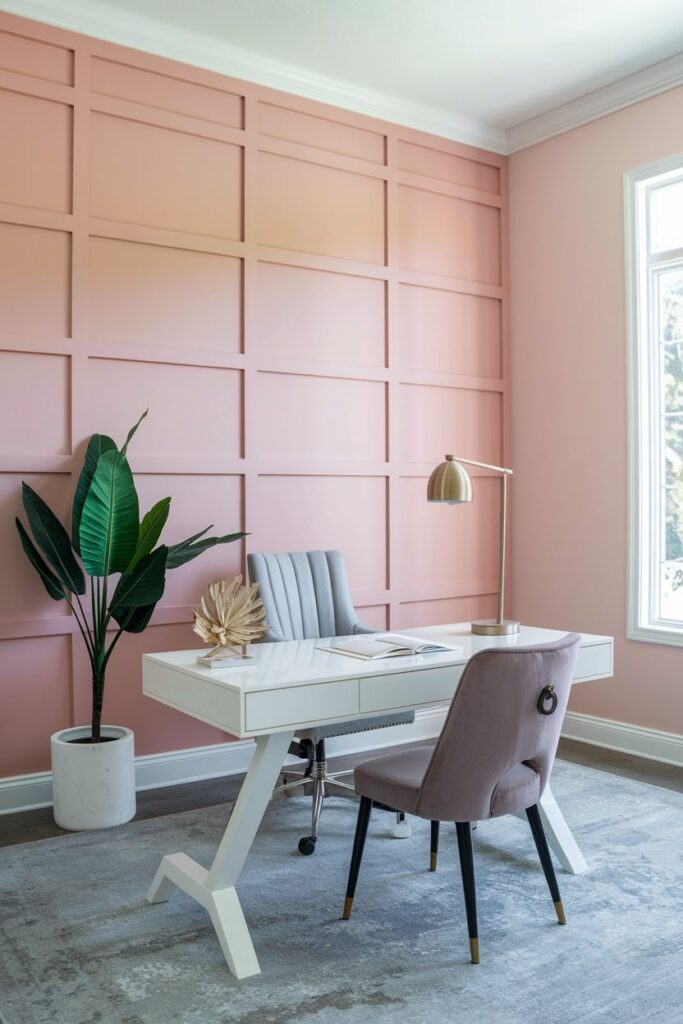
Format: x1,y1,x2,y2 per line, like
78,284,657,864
5,0,683,150
102,0,683,127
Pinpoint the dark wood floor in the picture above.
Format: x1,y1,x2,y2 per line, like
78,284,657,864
1,737,681,848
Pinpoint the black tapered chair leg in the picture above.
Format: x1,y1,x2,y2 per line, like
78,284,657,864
455,821,479,963
526,803,566,925
343,796,372,920
430,820,439,871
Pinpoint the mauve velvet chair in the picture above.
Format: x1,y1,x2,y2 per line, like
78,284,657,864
341,633,580,964
247,550,414,855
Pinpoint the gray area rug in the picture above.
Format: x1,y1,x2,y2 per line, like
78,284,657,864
1,759,682,1024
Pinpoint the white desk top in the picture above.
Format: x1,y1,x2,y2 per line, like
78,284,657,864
145,623,612,695
143,625,613,741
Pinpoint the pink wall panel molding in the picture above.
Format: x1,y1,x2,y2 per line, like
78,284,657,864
0,11,509,777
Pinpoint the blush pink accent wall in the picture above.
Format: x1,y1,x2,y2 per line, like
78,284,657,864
510,86,683,736
0,12,509,779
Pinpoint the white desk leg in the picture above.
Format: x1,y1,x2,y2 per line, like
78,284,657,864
146,730,294,979
537,783,588,875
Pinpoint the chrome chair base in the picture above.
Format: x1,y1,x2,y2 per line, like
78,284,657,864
273,757,355,855
274,755,411,852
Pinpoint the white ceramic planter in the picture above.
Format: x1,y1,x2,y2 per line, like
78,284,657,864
51,725,136,830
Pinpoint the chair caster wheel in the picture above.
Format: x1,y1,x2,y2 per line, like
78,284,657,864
298,836,317,855
389,816,412,839
281,775,306,798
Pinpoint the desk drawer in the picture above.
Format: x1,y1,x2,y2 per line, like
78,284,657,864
245,678,359,732
360,664,462,714
574,641,613,682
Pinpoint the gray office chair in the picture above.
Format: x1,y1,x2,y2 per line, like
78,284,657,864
247,549,415,855
342,633,580,963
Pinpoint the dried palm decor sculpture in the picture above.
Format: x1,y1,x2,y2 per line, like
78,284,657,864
193,575,268,666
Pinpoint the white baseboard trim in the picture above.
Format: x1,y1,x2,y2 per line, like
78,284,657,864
0,772,53,816
3,708,680,817
0,706,448,817
561,711,683,768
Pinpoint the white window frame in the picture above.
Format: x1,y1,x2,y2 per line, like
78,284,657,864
626,152,683,647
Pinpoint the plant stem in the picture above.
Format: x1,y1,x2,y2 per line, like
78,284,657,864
102,576,108,627
91,577,99,651
103,622,126,671
91,664,104,742
64,594,96,662
93,597,129,734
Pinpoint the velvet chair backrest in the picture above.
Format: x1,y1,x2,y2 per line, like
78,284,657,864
415,633,580,822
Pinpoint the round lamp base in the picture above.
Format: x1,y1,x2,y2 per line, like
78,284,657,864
471,619,520,636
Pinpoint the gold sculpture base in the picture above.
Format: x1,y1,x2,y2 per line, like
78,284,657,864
197,642,254,668
197,653,255,669
471,619,520,636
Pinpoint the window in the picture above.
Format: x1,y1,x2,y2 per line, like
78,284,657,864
626,154,683,645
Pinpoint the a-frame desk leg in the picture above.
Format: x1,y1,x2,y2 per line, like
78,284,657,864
537,783,589,875
147,730,294,979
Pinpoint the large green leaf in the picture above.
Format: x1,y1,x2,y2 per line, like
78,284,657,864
71,434,116,555
111,545,168,612
112,601,157,634
164,526,211,568
120,409,148,456
79,450,139,577
168,525,210,550
166,529,246,569
21,483,85,595
15,518,66,601
128,498,170,573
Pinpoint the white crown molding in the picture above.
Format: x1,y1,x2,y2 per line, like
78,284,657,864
0,7,681,168
0,0,508,153
507,51,683,153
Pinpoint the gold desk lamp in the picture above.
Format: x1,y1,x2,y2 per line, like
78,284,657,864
427,454,519,636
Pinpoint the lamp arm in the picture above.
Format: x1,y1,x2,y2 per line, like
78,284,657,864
446,455,513,476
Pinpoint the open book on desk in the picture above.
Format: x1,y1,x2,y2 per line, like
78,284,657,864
321,633,463,661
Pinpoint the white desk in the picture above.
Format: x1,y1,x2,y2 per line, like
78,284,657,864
143,623,613,979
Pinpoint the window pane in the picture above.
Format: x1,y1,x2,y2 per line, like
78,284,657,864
663,336,683,487
665,485,683,560
665,428,683,488
661,558,683,620
662,482,683,620
662,278,683,493
650,179,683,254
660,270,683,342
657,264,683,621
664,344,683,410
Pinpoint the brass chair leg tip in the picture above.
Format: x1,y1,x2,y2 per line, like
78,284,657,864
430,853,438,872
469,938,480,964
554,900,567,925
342,897,353,920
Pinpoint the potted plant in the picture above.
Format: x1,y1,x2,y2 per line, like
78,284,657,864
15,411,245,830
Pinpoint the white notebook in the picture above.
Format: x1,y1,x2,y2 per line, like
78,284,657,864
321,633,462,661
